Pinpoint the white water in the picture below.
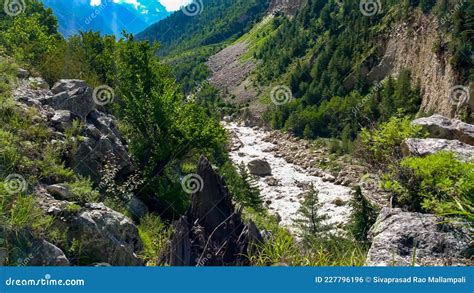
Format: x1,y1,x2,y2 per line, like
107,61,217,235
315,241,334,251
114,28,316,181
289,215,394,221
225,122,353,232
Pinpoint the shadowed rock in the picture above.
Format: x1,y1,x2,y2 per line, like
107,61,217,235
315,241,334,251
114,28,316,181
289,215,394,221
412,115,474,146
247,159,272,176
162,156,262,266
35,187,144,266
366,208,473,266
402,138,474,162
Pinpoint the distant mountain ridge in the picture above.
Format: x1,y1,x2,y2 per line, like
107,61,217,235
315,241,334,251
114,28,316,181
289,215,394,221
41,0,171,37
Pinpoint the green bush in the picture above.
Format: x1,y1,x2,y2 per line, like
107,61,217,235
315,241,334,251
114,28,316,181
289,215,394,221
138,214,173,266
384,152,474,222
359,115,425,167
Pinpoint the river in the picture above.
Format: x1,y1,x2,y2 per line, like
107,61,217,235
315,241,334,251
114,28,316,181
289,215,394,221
225,122,353,232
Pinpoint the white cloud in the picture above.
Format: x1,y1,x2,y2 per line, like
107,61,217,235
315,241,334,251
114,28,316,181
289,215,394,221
160,0,191,11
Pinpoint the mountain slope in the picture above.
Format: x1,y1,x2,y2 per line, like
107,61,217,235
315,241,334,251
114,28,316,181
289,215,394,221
41,0,170,37
137,0,272,55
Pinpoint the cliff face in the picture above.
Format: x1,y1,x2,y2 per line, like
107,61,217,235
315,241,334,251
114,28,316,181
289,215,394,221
380,12,471,119
269,0,303,16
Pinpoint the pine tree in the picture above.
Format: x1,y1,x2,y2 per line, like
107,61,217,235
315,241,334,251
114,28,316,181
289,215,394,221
349,186,378,242
295,185,331,246
238,163,262,209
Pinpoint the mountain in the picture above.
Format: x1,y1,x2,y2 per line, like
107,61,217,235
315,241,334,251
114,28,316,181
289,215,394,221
41,0,170,37
136,0,272,92
137,0,272,55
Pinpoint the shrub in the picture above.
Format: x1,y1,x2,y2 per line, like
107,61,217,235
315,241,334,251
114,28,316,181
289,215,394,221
359,115,425,168
65,179,100,203
138,214,173,266
383,152,474,222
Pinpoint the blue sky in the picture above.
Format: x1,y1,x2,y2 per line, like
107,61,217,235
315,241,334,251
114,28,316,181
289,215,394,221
89,0,192,11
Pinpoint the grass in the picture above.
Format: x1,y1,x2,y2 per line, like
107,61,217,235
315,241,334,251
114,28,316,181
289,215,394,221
138,214,173,266
232,16,276,62
242,207,368,266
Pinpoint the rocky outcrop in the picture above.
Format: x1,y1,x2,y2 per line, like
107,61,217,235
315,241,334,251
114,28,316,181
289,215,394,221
42,85,96,119
247,159,272,176
366,208,473,266
14,78,133,184
35,186,144,266
269,0,303,16
412,115,474,146
11,77,143,266
72,110,133,183
378,12,469,119
402,138,474,162
161,156,262,266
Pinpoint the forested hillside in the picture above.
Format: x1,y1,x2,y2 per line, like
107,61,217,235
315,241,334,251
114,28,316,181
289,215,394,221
256,0,472,140
137,0,272,92
137,0,271,55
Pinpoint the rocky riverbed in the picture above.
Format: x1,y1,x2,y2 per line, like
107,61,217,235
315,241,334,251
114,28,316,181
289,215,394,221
225,122,353,231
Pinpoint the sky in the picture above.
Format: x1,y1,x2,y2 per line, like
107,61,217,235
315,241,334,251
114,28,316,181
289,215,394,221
89,0,191,11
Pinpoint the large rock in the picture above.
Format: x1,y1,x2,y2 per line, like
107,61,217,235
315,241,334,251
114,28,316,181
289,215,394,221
161,156,262,266
366,208,473,266
15,78,133,184
412,115,474,146
36,187,144,266
247,159,272,176
51,79,87,94
50,110,77,132
28,77,49,90
71,110,133,184
402,138,474,162
27,239,70,266
42,82,96,118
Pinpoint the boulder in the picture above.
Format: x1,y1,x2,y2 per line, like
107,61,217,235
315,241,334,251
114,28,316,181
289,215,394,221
402,138,474,162
51,110,77,131
36,187,144,266
43,86,96,118
366,208,473,266
412,115,474,146
70,111,133,184
51,79,87,95
126,196,149,219
264,177,279,186
17,68,29,78
46,184,73,200
28,240,70,266
161,156,262,266
247,159,272,176
28,77,49,90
